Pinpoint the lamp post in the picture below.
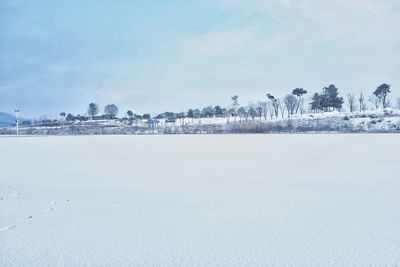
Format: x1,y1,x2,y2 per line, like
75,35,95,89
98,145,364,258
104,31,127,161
14,109,20,136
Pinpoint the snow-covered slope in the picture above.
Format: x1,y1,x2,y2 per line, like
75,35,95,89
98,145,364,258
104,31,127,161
0,112,28,127
2,109,400,135
0,112,17,127
1,135,399,266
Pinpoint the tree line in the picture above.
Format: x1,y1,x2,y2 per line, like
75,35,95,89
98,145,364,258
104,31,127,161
58,83,395,123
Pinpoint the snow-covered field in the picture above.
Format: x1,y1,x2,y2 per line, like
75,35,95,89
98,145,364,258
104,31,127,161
1,135,399,266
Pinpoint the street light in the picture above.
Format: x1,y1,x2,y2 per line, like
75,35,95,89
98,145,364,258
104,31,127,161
14,109,20,136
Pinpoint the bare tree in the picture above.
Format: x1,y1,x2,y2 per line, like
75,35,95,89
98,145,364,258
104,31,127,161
278,99,286,118
237,106,247,122
397,98,400,109
258,101,268,120
346,93,356,113
255,102,264,121
248,103,257,121
358,93,366,112
267,101,275,119
386,98,392,108
369,94,381,109
299,97,308,115
284,94,297,117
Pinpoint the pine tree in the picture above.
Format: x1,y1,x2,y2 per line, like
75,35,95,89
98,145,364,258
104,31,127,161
311,93,322,112
322,85,344,111
292,88,307,114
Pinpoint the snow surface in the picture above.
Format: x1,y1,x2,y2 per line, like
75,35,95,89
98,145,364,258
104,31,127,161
4,109,400,135
1,135,400,266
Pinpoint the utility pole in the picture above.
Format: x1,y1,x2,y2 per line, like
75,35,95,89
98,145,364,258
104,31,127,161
14,109,20,136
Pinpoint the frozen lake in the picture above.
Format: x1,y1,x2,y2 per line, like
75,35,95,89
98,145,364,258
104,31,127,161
1,135,400,266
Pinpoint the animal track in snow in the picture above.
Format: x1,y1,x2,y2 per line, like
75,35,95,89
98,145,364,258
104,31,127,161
0,225,16,233
43,197,73,213
1,194,74,234
17,215,33,222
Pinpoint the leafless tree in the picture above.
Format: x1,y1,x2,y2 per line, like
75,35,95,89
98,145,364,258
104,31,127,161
284,94,297,117
298,97,307,115
346,93,356,113
386,98,392,108
248,103,257,121
278,99,286,118
237,106,247,122
397,98,400,109
256,101,265,121
358,93,367,112
369,94,381,109
258,101,268,120
267,101,275,119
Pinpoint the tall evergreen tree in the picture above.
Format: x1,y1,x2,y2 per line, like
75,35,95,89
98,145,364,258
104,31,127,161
311,93,322,112
322,84,344,111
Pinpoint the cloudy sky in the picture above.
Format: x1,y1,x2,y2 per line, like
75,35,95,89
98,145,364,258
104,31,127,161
1,0,399,117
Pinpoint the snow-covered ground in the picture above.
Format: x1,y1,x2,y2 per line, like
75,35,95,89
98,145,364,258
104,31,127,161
3,109,400,135
1,135,400,266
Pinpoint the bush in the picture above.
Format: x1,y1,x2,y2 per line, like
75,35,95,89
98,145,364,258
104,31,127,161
384,108,393,116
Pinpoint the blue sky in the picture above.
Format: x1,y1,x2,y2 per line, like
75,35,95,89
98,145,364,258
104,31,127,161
1,0,399,117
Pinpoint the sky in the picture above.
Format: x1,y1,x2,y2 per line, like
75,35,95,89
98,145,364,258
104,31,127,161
1,0,399,118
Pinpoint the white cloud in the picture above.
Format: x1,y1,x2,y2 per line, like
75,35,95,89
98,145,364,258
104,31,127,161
181,26,259,56
182,0,400,56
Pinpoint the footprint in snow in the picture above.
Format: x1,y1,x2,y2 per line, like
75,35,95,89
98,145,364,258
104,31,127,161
0,225,16,233
17,216,33,222
44,207,54,212
43,198,70,212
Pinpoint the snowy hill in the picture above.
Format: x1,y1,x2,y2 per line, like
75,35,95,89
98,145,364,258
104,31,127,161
0,112,29,127
0,112,17,127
